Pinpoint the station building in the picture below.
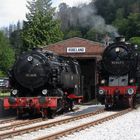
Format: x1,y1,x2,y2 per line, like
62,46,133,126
44,37,104,101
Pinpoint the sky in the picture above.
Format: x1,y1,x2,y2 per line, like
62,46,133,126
0,0,91,28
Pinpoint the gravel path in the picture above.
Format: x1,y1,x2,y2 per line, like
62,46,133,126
6,111,116,140
60,107,140,140
4,105,140,140
3,105,103,140
0,105,103,133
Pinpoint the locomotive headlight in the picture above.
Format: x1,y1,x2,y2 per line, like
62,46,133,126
42,89,48,95
27,56,33,62
129,79,134,83
101,80,105,84
127,88,134,95
11,89,18,95
115,47,120,53
99,89,104,95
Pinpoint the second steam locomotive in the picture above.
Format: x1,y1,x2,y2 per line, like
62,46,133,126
97,37,138,109
4,49,82,118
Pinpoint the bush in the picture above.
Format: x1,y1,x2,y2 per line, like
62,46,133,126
0,71,6,77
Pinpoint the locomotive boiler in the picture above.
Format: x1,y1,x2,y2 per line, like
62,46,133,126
97,37,138,109
4,49,82,118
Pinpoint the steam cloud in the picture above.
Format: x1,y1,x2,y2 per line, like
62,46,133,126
77,4,119,37
58,2,119,37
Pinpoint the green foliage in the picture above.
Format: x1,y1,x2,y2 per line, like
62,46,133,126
94,0,140,24
0,92,10,97
113,18,129,36
64,30,82,39
22,0,63,50
93,0,140,39
0,71,6,77
85,28,105,42
10,29,23,56
85,29,96,41
94,0,116,24
113,13,140,38
1,0,139,53
129,37,140,46
126,13,140,38
0,31,15,74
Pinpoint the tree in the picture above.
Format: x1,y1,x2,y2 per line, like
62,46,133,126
9,21,23,56
94,0,140,24
126,13,140,38
22,0,63,50
64,30,82,39
113,17,129,37
94,0,116,24
10,29,23,56
57,3,70,31
0,31,15,75
85,28,105,42
129,37,140,47
113,13,140,39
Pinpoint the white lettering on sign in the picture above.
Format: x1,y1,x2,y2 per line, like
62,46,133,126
67,47,85,53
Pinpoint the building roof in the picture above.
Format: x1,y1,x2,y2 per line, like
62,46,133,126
43,37,104,58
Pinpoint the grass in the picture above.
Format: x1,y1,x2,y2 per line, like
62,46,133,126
0,92,10,97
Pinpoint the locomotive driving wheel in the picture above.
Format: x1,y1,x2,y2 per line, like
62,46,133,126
105,98,110,110
17,108,23,119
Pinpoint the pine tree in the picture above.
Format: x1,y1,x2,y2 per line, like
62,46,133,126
22,0,63,50
0,31,15,74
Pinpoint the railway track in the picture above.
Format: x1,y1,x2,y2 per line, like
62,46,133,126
35,108,132,140
0,118,16,125
0,118,47,131
0,108,105,139
0,107,80,131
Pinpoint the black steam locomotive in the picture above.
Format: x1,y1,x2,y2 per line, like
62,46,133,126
97,37,138,109
4,49,82,118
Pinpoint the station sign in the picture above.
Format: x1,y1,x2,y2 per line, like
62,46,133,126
67,47,86,53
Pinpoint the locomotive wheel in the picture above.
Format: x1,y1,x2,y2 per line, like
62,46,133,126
105,104,112,110
28,109,35,118
41,108,47,119
17,109,23,119
105,98,109,110
17,113,23,119
105,104,108,109
46,108,55,119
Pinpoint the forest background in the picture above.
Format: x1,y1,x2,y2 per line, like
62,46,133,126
0,0,140,76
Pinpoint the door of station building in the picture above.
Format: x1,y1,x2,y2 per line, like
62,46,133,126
78,58,96,101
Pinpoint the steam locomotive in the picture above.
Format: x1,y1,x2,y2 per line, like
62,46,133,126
4,49,82,118
97,37,138,109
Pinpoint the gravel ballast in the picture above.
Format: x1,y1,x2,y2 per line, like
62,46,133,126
60,107,140,140
4,105,140,140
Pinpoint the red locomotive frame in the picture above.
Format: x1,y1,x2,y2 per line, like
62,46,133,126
98,85,137,108
3,94,83,118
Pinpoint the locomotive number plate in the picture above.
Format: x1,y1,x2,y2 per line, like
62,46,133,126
25,74,37,77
